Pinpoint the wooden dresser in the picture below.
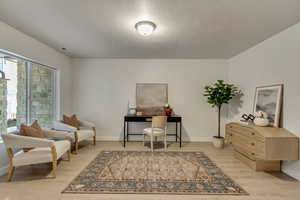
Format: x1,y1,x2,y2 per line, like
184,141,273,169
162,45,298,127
226,122,299,171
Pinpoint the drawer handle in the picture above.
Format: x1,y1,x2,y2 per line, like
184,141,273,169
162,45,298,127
229,126,233,128
251,152,255,156
251,132,255,136
230,134,233,136
251,142,255,146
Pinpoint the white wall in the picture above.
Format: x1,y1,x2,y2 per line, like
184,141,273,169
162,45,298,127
0,21,73,115
0,21,72,175
71,59,228,142
228,22,300,180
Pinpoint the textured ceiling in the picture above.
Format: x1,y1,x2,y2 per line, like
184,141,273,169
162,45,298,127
0,0,300,59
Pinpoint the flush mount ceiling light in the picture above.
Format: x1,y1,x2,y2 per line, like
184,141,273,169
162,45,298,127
135,21,156,36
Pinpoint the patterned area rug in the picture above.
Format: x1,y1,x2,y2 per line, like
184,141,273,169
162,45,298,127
63,151,248,195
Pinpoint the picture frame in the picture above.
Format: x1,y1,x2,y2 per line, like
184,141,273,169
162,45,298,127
253,84,283,127
136,83,168,116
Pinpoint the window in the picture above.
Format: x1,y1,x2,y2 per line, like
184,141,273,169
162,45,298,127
0,50,57,138
2,57,27,132
30,63,56,127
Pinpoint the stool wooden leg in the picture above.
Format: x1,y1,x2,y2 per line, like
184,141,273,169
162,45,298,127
74,131,79,154
164,136,167,151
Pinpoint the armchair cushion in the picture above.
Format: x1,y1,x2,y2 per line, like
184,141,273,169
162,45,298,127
31,120,43,132
20,121,45,152
20,123,45,139
63,114,80,129
13,140,70,166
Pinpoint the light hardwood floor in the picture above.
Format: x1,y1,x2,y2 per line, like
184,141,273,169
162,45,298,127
0,141,299,200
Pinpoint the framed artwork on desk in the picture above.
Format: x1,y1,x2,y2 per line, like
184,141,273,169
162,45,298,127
136,83,168,116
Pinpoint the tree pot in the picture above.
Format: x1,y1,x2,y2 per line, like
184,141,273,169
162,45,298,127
212,136,224,149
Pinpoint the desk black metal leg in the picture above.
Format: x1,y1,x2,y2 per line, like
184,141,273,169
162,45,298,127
175,122,178,142
123,120,126,147
180,122,182,148
127,122,129,142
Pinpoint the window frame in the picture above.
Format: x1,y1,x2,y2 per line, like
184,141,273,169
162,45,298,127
0,49,59,137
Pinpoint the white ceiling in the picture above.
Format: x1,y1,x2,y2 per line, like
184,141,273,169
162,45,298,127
1,0,300,59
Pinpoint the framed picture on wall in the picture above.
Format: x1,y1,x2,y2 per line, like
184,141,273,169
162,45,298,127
136,83,168,115
253,84,283,127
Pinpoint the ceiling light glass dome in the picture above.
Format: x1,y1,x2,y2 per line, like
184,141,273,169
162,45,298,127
135,21,156,36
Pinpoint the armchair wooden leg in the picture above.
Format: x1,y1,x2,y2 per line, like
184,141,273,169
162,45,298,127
67,150,71,161
7,166,15,182
74,142,79,154
51,146,57,178
74,131,79,154
93,136,96,145
93,127,96,145
6,148,14,182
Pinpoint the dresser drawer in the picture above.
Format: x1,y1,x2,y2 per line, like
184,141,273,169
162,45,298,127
234,142,257,160
227,124,264,142
232,133,265,160
225,130,233,144
253,140,265,159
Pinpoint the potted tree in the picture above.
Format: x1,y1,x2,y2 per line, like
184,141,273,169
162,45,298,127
204,80,241,148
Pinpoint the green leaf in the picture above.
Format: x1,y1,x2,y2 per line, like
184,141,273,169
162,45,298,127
203,80,241,107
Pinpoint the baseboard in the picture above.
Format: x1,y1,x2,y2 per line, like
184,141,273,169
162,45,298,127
186,137,212,142
95,136,122,141
95,136,212,142
0,165,8,176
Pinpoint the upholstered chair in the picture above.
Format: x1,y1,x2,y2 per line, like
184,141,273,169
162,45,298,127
143,116,168,152
53,120,96,154
1,130,71,181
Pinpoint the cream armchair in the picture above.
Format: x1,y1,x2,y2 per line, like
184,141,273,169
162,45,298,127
53,120,96,154
1,130,71,182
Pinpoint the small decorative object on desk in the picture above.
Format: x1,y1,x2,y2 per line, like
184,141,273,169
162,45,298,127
254,111,269,127
128,103,137,115
136,111,143,116
164,104,173,116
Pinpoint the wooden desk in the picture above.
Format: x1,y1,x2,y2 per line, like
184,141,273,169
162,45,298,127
123,115,182,148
